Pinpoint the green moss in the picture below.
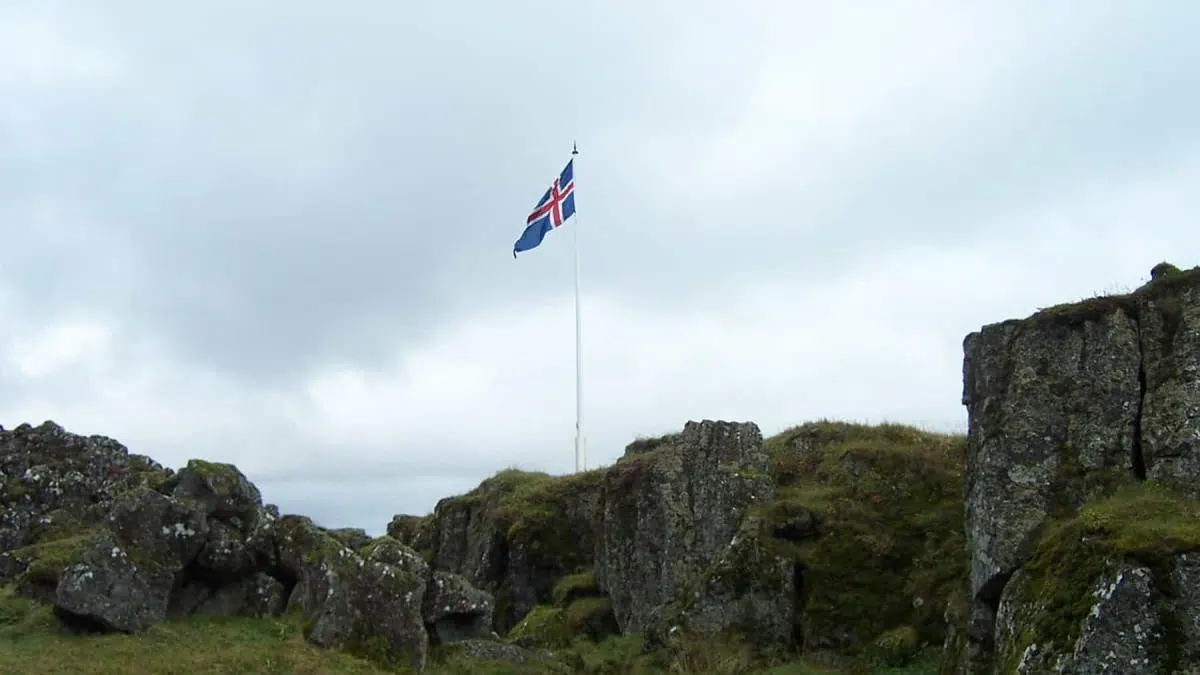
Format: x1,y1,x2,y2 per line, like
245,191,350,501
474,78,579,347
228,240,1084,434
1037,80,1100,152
343,633,409,669
507,605,571,648
11,534,95,586
872,626,920,667
552,570,599,607
562,597,618,642
553,633,660,674
1001,482,1200,672
359,535,405,561
186,459,236,482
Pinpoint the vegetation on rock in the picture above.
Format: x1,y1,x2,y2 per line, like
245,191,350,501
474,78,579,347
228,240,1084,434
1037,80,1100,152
762,421,967,666
997,482,1200,672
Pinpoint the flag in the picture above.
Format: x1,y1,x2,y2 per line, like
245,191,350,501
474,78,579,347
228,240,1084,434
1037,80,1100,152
513,158,575,258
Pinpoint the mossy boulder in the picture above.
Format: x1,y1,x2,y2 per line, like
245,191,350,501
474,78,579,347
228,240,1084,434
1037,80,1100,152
362,535,430,575
54,529,176,632
165,459,262,525
275,515,430,670
386,513,433,553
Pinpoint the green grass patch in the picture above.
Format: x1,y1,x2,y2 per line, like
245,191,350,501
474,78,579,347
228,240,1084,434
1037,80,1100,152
0,611,395,675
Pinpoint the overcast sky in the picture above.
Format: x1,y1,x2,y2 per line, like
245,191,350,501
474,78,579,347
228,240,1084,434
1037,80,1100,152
2,2,1199,534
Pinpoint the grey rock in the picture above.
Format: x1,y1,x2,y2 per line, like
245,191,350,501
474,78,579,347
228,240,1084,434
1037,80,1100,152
595,419,775,633
648,514,796,652
422,569,495,645
962,308,1141,612
54,530,175,633
275,514,429,670
1138,285,1200,495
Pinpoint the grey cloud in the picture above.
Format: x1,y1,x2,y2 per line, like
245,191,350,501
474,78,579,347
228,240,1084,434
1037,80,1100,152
1,1,775,384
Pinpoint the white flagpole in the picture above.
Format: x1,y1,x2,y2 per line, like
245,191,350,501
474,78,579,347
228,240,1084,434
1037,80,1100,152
572,142,584,473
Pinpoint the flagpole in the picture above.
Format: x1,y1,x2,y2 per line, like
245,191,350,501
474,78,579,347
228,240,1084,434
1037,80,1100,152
572,142,584,473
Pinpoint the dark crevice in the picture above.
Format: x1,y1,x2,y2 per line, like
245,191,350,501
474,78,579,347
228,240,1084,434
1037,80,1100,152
791,562,809,651
53,606,112,634
264,532,298,603
976,569,1014,613
1133,315,1149,481
426,613,489,647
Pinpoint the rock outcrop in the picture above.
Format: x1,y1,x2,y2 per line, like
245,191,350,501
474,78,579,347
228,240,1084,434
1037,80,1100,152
595,420,775,633
0,421,495,671
392,418,969,666
954,263,1200,673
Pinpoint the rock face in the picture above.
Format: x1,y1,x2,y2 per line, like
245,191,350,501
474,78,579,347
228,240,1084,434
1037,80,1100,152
956,264,1200,673
595,420,775,633
646,513,798,653
0,421,494,671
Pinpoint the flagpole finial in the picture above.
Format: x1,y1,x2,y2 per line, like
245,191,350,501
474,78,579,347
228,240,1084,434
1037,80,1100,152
572,142,578,155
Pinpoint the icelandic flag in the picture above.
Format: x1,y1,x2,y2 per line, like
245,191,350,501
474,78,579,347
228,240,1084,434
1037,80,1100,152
513,159,575,258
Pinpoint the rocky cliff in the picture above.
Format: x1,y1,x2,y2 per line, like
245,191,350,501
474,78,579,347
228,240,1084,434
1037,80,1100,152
951,263,1200,674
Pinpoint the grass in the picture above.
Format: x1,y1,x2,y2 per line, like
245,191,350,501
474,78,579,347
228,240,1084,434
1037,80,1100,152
0,603,944,675
0,597,392,675
1013,261,1200,330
